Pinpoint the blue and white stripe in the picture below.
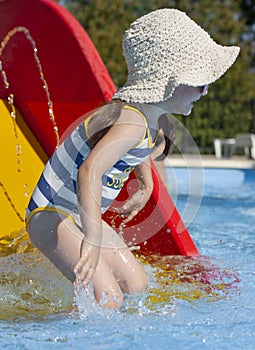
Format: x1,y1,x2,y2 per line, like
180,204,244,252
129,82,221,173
26,105,154,226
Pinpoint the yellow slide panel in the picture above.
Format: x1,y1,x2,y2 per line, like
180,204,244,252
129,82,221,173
0,99,47,238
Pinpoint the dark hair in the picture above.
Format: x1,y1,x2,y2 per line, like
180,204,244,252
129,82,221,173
86,101,175,159
86,100,125,148
154,113,176,161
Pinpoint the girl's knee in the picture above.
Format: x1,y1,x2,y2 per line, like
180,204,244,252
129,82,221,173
136,272,149,293
119,268,148,295
92,257,125,309
128,271,148,294
94,288,124,309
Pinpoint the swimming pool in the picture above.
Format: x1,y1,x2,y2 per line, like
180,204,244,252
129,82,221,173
0,167,254,349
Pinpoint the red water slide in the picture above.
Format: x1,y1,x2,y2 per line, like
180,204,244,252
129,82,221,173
0,0,199,256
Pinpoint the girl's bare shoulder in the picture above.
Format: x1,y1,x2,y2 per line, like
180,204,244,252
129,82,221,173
116,105,147,129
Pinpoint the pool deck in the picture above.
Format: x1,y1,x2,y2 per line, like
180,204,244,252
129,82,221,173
164,154,255,169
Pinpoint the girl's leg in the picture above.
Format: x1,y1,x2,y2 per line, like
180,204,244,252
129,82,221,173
99,220,148,295
27,211,148,308
27,211,81,282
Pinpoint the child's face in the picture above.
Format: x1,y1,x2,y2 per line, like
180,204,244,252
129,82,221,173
163,84,209,116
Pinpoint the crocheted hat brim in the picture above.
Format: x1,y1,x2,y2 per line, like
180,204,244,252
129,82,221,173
113,9,240,103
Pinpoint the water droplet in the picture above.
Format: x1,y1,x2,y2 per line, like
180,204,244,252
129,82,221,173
99,290,109,305
16,145,21,154
112,293,121,304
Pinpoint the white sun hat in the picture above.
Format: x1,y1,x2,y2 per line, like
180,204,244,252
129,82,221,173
113,8,240,103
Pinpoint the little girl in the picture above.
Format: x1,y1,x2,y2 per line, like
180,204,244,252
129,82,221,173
26,9,239,308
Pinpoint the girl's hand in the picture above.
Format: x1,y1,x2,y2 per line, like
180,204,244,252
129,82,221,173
118,186,152,224
73,239,100,287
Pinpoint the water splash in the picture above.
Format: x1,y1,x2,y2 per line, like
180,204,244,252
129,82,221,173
142,254,240,306
74,282,119,320
0,229,241,321
74,282,98,319
0,230,74,320
99,290,109,305
0,227,34,257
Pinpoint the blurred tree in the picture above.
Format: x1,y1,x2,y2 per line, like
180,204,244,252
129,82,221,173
174,0,255,152
56,0,255,153
240,0,255,69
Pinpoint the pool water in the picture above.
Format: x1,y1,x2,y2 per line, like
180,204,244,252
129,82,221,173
0,168,254,349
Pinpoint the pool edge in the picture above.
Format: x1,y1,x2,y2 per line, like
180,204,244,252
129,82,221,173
164,155,255,169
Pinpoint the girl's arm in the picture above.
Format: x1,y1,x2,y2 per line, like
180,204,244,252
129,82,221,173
74,108,147,286
118,157,154,224
118,128,168,223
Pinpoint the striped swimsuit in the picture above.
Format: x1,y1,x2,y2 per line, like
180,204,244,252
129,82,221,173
25,105,156,228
